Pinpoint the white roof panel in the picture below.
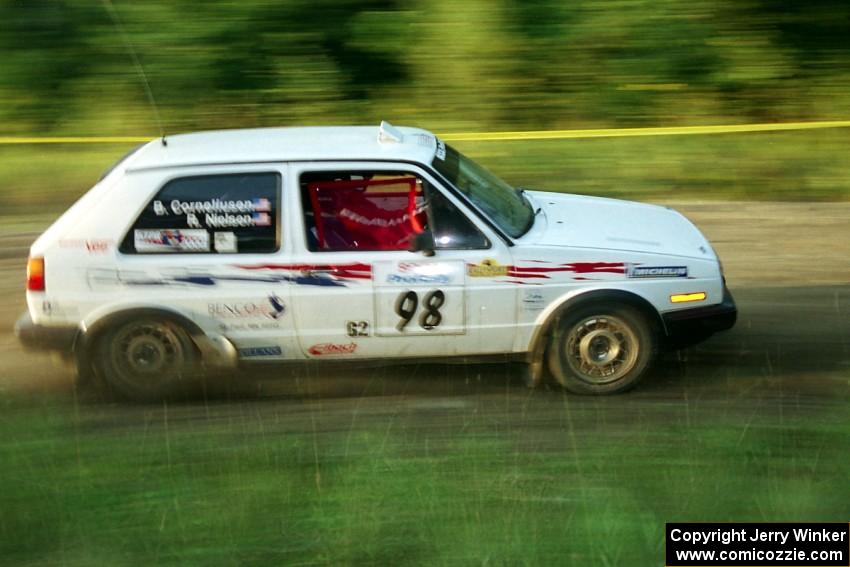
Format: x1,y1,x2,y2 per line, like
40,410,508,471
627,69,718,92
127,124,439,171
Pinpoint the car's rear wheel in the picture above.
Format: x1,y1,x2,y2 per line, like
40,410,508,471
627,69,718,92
547,304,656,394
95,318,196,401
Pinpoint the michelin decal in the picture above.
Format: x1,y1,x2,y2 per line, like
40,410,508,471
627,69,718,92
627,265,688,278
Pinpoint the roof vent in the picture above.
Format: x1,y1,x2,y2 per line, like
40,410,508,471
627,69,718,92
378,121,404,144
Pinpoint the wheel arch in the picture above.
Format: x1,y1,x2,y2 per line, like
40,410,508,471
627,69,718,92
526,288,665,362
76,304,237,373
81,306,205,349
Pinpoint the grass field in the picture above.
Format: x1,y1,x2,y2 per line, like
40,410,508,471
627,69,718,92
2,376,849,566
1,128,849,217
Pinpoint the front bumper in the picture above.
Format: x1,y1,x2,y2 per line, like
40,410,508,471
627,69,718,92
662,286,737,341
14,312,78,352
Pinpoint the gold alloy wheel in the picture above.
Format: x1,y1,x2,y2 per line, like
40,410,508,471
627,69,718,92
564,315,640,385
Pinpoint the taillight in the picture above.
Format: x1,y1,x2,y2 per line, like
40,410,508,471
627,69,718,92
26,257,45,291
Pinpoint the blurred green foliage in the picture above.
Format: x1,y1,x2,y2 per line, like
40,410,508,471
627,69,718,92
2,0,850,135
1,0,849,213
2,129,848,217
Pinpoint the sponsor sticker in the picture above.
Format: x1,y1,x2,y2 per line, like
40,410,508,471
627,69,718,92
308,342,358,356
58,238,114,253
387,273,450,284
468,259,509,278
627,265,688,278
435,139,446,160
135,229,209,252
218,321,280,331
208,294,285,320
378,261,462,287
522,291,546,311
214,231,238,253
239,346,283,357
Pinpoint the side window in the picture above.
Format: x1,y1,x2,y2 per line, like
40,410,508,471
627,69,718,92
121,172,280,254
426,187,490,250
299,170,488,252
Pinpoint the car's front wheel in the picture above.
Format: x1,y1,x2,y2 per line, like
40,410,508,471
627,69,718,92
95,318,196,401
547,304,656,394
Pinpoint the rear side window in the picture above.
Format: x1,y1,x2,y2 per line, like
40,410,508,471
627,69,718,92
121,172,280,254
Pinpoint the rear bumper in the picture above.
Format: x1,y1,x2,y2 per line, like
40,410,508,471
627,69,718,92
662,286,737,340
14,312,78,352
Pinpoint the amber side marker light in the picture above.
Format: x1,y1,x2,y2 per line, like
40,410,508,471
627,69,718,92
26,257,45,291
670,292,706,303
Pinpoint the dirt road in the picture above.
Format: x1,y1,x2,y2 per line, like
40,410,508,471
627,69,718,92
1,202,849,410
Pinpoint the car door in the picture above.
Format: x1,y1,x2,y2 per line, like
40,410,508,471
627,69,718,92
286,161,517,360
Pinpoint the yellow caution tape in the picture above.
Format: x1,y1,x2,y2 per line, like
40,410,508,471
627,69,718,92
439,120,850,141
1,119,849,145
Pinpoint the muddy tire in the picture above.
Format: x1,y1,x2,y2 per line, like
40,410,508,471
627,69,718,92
95,318,197,402
547,304,656,395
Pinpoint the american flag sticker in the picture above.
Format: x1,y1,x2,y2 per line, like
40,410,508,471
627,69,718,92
252,212,271,226
252,198,271,212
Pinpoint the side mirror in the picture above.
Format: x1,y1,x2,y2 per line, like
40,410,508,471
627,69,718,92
409,230,436,257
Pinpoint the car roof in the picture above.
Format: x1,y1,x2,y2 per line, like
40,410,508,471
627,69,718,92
126,123,439,171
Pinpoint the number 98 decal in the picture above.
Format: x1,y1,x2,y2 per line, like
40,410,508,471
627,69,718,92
395,290,445,331
376,287,465,336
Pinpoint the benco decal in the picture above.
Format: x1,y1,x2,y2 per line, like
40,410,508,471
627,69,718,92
627,265,688,278
468,259,509,278
308,342,358,356
208,294,285,319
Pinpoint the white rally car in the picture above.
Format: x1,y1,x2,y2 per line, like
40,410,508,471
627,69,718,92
15,122,736,400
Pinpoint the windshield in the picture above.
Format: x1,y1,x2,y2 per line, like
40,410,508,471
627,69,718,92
432,142,534,238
